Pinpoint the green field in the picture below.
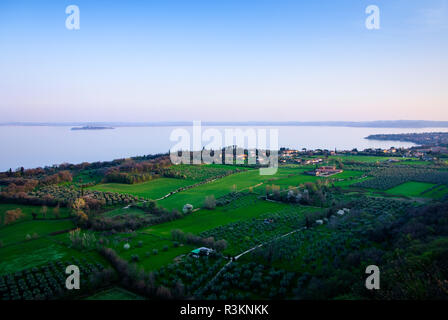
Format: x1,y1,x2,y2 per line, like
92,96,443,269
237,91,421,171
385,181,436,197
158,168,366,210
0,237,105,275
157,168,312,210
89,177,197,200
0,204,71,225
147,195,304,237
0,219,75,246
421,184,448,200
105,232,195,270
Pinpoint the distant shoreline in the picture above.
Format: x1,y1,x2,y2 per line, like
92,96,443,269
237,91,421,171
2,120,448,129
71,126,115,131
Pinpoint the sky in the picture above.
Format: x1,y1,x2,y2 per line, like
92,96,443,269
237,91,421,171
0,0,447,122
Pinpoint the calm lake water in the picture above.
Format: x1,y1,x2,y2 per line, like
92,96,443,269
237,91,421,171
1,125,448,171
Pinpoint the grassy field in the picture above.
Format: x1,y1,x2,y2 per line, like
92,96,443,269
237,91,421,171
157,168,315,210
0,237,105,275
0,219,75,246
158,167,368,210
147,195,302,237
0,204,71,225
421,184,448,200
89,177,197,200
105,232,195,271
385,181,436,197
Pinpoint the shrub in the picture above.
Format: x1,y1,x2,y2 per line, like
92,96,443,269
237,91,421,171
153,249,158,255
203,195,216,210
3,208,24,225
171,229,185,242
163,245,169,251
215,239,228,252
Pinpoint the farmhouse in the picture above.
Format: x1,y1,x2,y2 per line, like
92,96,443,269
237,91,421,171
190,247,214,258
304,158,323,165
306,165,343,177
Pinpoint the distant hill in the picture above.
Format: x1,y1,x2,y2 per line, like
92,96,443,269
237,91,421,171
366,132,448,146
71,126,114,131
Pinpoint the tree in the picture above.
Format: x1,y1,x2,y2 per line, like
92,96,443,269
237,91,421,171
53,205,60,218
215,239,228,252
305,216,311,229
173,280,185,299
171,229,185,242
4,208,24,225
40,206,48,219
203,195,216,210
72,198,88,222
144,200,157,213
72,198,86,212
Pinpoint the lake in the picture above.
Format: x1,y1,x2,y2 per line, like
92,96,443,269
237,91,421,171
1,125,447,171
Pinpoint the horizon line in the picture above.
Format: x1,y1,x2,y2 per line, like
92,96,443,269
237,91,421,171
2,120,448,128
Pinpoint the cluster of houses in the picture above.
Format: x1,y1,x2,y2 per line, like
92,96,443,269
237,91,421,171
278,146,446,164
306,165,343,177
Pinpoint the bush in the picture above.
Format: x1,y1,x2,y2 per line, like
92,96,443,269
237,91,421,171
203,195,216,210
163,245,168,251
153,249,158,255
3,208,24,225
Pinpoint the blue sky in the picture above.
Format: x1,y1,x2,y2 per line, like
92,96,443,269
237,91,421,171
0,0,447,122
